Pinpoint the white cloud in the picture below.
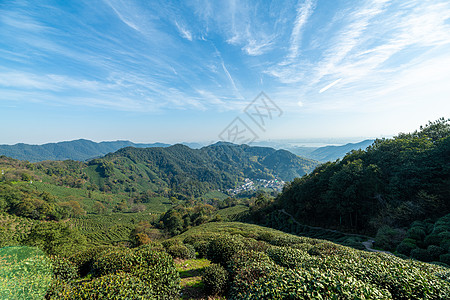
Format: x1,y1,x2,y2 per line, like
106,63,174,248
175,21,193,41
288,0,316,59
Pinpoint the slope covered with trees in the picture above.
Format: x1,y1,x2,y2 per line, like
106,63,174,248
0,139,170,162
248,118,450,264
88,142,317,197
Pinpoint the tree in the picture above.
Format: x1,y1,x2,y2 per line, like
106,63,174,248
93,201,107,214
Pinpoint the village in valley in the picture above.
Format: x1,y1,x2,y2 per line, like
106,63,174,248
224,178,286,195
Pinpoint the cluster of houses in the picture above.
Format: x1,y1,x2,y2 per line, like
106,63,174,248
224,178,285,195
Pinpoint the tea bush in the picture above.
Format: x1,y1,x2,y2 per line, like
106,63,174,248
55,272,155,299
207,235,245,265
202,263,229,295
49,255,78,282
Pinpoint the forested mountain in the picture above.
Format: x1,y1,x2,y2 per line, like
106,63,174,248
90,143,318,197
287,139,375,162
259,118,449,235
0,139,170,162
0,142,317,201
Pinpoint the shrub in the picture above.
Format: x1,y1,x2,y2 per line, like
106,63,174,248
441,238,450,252
193,240,209,258
132,246,180,299
411,248,432,262
266,246,310,269
307,242,342,257
91,248,135,277
407,227,426,244
427,245,445,261
207,235,245,265
440,253,450,266
49,255,78,281
227,250,274,277
69,246,113,277
70,272,154,299
396,240,416,256
202,264,229,295
375,225,404,251
166,243,195,259
424,234,443,247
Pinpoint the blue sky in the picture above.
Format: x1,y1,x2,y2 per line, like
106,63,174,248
1,0,450,144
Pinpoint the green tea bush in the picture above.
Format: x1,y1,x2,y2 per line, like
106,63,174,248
166,243,195,259
207,235,245,265
428,245,445,261
91,248,135,277
440,253,450,266
66,272,154,299
49,255,78,282
266,246,311,269
411,248,432,262
202,264,229,295
307,241,342,257
227,250,274,276
233,267,392,300
132,246,181,299
69,246,113,277
396,239,416,256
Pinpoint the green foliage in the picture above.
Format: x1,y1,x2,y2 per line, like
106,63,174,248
396,239,416,256
375,225,405,251
91,248,135,277
271,118,450,235
68,246,113,277
164,241,196,259
207,235,245,266
54,272,155,299
202,263,229,295
52,244,180,299
49,255,78,282
178,222,450,299
25,222,87,256
0,246,53,300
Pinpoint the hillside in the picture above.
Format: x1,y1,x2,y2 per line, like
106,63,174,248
250,118,450,264
89,143,318,197
0,139,170,162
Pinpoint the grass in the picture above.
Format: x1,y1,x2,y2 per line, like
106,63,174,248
174,258,225,300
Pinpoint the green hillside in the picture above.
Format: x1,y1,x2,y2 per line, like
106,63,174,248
88,142,318,197
250,118,450,265
0,139,170,162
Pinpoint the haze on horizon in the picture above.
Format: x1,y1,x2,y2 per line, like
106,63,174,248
1,0,449,145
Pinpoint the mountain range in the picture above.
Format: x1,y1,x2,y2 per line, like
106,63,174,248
287,139,375,162
0,139,375,163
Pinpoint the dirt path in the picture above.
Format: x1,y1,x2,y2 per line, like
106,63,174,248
278,209,392,255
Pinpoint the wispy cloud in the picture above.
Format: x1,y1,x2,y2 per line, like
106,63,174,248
175,21,193,41
288,0,316,59
319,78,342,93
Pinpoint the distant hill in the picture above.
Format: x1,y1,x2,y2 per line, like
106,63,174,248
87,143,318,197
0,139,170,162
288,140,375,162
